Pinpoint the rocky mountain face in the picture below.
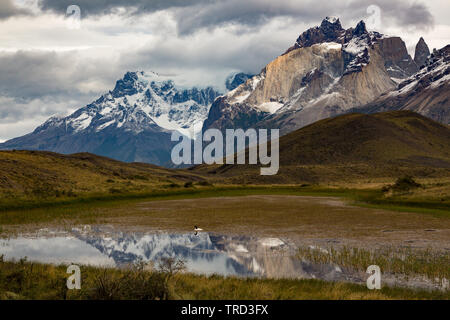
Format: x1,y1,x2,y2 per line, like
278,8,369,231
357,45,450,124
414,37,431,67
0,71,222,165
203,17,440,135
378,37,419,80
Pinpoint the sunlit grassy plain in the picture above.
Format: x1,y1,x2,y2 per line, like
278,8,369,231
1,181,449,227
0,258,448,300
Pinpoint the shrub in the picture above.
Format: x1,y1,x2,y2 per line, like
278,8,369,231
382,176,421,193
89,269,122,300
108,188,122,194
196,181,213,187
166,183,180,188
131,175,148,181
392,176,421,191
66,190,76,197
157,257,186,276
121,261,168,300
88,260,170,300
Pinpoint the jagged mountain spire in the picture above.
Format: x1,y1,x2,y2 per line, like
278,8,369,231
290,17,345,50
353,20,368,36
414,37,430,67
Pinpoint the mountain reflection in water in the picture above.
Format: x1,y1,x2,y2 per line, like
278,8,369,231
0,226,345,280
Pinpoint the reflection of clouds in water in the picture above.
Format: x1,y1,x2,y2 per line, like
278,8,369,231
0,230,296,278
186,253,239,276
0,231,285,277
0,237,115,266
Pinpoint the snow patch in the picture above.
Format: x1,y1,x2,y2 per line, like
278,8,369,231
256,101,284,114
99,107,112,115
317,42,342,50
71,113,92,132
390,77,404,84
233,92,251,104
325,16,339,23
96,120,116,131
343,37,367,55
258,238,284,248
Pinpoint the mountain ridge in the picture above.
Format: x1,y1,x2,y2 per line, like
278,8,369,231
355,45,450,124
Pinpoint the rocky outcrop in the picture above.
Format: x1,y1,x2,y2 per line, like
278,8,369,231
286,16,345,52
203,18,444,137
356,45,450,125
263,42,396,134
203,18,398,134
202,96,268,131
378,37,418,79
414,37,430,68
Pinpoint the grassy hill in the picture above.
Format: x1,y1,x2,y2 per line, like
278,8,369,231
0,150,205,203
192,111,450,184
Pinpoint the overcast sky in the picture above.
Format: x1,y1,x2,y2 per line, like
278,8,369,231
0,0,449,142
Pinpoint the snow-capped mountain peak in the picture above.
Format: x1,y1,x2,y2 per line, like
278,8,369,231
1,71,224,165
40,71,222,139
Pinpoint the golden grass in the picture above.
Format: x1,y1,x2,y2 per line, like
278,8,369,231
171,273,449,300
0,259,448,300
298,246,450,283
0,150,205,201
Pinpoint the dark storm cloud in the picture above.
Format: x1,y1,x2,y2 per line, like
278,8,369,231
38,0,213,16
0,50,120,120
344,0,434,30
173,0,435,34
37,0,434,33
0,51,96,99
387,1,434,29
0,0,31,19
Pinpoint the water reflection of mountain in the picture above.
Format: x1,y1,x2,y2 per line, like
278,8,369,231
71,228,348,280
72,230,259,276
